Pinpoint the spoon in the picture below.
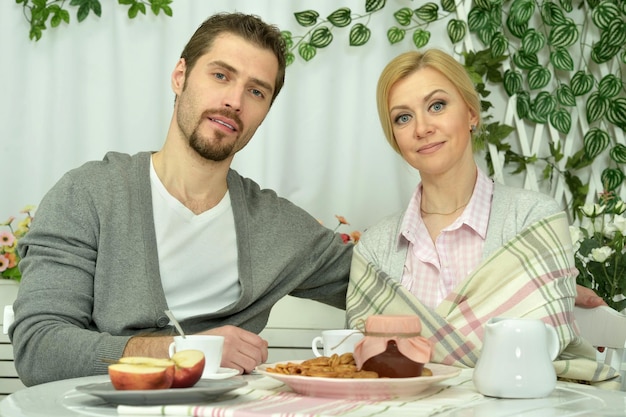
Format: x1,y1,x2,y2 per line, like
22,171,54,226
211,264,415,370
164,309,186,339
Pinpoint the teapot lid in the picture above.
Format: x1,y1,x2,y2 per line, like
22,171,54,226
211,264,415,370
353,315,432,368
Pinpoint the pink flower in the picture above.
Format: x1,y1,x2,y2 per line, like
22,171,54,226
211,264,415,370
0,254,9,272
0,231,15,247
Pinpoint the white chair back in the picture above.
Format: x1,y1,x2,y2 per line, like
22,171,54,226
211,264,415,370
574,306,626,390
2,305,14,335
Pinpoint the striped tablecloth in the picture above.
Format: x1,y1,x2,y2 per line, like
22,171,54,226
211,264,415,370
117,370,482,417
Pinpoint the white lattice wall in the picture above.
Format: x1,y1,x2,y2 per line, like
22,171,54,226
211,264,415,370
455,0,625,218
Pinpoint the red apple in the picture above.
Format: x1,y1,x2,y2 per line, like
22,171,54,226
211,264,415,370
170,349,206,388
108,357,175,390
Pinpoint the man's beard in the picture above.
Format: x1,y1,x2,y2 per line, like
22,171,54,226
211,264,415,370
189,128,235,162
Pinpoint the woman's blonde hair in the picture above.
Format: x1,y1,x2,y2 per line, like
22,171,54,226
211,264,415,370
376,49,482,154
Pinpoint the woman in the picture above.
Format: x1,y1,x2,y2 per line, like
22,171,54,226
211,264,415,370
346,49,616,386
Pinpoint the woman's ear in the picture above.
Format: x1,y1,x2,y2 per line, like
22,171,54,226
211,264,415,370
171,58,186,95
469,109,479,131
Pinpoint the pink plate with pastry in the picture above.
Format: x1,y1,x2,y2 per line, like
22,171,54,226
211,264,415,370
255,361,461,399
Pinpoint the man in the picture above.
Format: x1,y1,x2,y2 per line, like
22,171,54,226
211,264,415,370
10,12,352,386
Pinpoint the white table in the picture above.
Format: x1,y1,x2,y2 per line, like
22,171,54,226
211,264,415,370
1,370,625,417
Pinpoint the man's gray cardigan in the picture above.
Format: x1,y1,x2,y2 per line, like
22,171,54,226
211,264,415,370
11,152,352,386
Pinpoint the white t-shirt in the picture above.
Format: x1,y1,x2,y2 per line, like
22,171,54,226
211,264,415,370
150,159,241,321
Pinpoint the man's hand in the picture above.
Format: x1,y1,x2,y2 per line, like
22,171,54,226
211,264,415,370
200,325,268,374
575,284,607,308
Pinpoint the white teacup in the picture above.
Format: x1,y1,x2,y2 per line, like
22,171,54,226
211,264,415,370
168,335,224,377
311,329,364,357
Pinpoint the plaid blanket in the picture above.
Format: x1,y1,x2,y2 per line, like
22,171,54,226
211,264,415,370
346,212,620,388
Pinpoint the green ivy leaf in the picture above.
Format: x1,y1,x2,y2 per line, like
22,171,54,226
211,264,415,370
327,7,352,27
326,7,352,28
516,91,531,118
558,0,573,13
548,20,579,47
509,0,535,25
587,92,610,123
521,29,545,54
149,0,173,16
309,26,333,48
504,69,523,96
281,31,294,49
128,3,145,18
566,148,593,171
556,84,576,106
532,91,556,118
50,8,70,27
598,74,622,98
74,0,102,20
593,42,621,64
506,13,528,38
387,27,406,44
441,0,456,13
294,10,319,27
570,71,594,96
607,98,626,128
605,19,626,47
584,128,611,159
447,19,466,43
601,167,625,191
393,7,413,26
285,52,295,67
473,0,493,9
467,6,490,31
540,2,566,25
298,42,317,61
490,33,508,58
477,22,498,45
549,108,572,134
592,1,620,30
610,144,626,164
550,47,574,70
414,3,439,23
512,50,539,69
365,0,386,13
349,23,371,46
412,29,431,48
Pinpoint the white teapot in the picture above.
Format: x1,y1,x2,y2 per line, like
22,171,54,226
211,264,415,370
473,317,560,398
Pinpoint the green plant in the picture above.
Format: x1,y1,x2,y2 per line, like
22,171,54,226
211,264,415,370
16,0,173,41
571,192,626,311
282,0,626,217
0,206,35,282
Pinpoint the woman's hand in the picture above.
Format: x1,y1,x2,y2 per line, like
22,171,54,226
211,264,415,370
575,284,607,308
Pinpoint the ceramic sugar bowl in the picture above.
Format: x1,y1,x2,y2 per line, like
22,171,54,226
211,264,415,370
473,317,560,398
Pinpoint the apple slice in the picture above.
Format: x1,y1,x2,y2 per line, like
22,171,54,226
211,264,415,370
108,357,175,390
170,349,206,388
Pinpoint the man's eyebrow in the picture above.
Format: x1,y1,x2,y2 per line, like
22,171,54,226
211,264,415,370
209,60,274,95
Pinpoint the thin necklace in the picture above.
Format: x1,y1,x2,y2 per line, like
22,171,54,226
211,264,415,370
420,196,471,216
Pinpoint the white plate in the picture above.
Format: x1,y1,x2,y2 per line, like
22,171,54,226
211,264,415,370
256,361,461,399
75,378,246,406
202,367,240,380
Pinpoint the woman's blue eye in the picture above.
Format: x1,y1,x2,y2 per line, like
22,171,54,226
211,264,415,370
431,102,445,112
395,114,411,124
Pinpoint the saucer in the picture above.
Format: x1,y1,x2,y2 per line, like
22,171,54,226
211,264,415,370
202,367,240,380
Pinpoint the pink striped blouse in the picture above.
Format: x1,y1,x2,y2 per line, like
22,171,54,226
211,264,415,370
399,169,494,309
